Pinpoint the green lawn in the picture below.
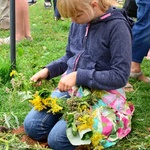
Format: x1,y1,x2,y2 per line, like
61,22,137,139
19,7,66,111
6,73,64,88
0,0,150,149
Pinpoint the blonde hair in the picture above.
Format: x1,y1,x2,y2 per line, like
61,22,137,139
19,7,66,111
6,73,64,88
57,0,113,18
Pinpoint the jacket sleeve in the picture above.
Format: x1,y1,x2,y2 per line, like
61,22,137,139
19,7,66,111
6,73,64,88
45,25,73,79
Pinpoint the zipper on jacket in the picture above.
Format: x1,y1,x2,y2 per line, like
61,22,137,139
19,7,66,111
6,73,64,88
73,23,90,71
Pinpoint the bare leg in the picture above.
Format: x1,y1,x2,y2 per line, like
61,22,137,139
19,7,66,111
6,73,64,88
15,0,25,41
22,0,31,38
131,62,141,73
145,50,150,60
15,0,31,41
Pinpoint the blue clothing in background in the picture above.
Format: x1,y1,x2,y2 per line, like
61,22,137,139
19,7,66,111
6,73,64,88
53,0,61,18
132,0,150,63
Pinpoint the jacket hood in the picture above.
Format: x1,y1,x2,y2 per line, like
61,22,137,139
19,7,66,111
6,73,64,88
90,7,134,28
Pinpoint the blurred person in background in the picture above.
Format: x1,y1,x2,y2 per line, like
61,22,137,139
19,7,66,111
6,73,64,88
44,0,64,20
128,0,150,83
124,0,150,92
28,0,37,6
44,0,52,8
0,0,32,44
0,0,10,30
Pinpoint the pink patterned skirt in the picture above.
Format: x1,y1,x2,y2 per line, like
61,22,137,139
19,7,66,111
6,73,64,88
68,87,134,148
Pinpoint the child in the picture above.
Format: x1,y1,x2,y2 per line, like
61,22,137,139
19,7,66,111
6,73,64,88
24,0,134,149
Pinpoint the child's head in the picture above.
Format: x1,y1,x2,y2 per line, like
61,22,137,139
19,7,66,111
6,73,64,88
57,0,113,23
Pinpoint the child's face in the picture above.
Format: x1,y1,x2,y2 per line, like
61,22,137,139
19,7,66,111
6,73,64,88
70,1,103,24
71,10,93,24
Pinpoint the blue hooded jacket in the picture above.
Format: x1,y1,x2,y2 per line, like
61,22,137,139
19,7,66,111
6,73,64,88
46,7,133,90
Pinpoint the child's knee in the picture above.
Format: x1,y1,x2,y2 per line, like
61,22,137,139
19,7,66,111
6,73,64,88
24,118,48,141
24,117,37,138
48,133,76,150
24,114,46,141
48,134,65,150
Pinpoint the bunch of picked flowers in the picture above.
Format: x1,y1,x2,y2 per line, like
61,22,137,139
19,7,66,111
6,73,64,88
29,87,107,150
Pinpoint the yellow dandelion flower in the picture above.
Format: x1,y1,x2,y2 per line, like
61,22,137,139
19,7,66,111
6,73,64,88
50,99,63,114
78,117,83,122
77,115,93,131
91,132,104,147
80,104,88,111
33,91,39,98
92,90,106,99
77,124,89,131
93,145,104,150
42,97,52,107
29,98,46,111
29,92,47,111
10,70,17,77
34,102,47,111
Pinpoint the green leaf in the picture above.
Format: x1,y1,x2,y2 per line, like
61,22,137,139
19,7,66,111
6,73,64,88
65,113,74,128
38,89,51,98
81,131,93,140
67,128,91,146
78,128,92,140
72,121,78,136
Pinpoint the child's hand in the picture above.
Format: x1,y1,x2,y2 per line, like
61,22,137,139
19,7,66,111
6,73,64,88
58,72,77,92
30,68,49,86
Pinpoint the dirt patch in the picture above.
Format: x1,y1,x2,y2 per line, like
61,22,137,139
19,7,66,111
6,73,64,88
1,126,88,150
0,126,9,133
0,126,49,148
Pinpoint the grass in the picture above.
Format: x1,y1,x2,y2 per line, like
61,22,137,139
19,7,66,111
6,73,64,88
0,0,150,149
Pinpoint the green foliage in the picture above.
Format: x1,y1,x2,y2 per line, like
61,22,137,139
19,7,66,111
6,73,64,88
0,132,49,150
0,58,11,85
0,0,150,149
